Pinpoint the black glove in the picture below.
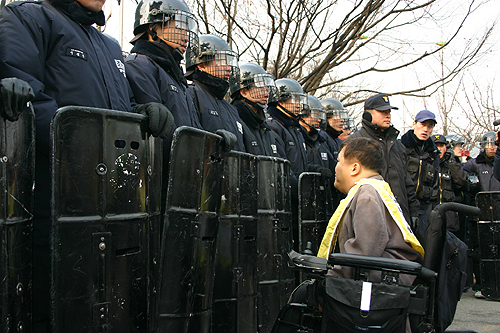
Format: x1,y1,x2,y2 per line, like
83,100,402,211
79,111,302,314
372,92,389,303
465,173,481,196
311,165,333,179
0,78,35,122
134,102,175,139
215,129,237,153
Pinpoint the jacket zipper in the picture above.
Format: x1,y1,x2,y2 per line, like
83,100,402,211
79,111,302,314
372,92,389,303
416,159,422,193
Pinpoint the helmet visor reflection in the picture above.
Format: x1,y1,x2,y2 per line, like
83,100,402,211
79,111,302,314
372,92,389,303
158,11,199,51
248,74,275,102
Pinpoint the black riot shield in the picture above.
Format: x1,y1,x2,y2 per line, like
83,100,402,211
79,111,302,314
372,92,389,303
476,191,500,301
211,151,259,333
298,172,334,255
158,126,225,333
255,156,294,333
0,105,35,333
51,106,162,332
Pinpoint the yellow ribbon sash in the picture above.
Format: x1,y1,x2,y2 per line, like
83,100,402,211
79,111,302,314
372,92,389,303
317,178,424,259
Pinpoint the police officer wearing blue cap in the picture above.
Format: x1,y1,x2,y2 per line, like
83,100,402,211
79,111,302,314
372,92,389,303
401,110,440,241
348,93,420,230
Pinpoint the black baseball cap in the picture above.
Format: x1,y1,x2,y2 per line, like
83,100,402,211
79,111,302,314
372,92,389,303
364,93,399,111
432,134,447,145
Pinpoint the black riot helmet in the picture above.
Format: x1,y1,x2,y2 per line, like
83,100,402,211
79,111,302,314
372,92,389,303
268,78,309,117
303,95,326,129
481,131,498,149
321,98,348,131
229,63,276,103
185,34,239,81
131,0,199,55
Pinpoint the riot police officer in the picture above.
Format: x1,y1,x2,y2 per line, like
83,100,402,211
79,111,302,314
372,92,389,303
446,134,467,163
125,0,202,218
321,98,347,156
0,0,173,330
267,78,310,177
464,131,500,192
463,131,500,298
229,63,284,156
186,34,245,152
266,78,312,251
302,95,335,174
125,0,202,129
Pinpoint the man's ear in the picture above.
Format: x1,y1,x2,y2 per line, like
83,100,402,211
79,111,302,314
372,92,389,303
240,88,249,99
351,162,361,176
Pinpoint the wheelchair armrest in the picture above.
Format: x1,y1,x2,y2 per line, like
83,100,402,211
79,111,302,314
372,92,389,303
288,250,329,273
328,253,428,277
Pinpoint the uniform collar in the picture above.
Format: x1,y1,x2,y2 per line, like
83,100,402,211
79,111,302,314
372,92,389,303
54,0,105,26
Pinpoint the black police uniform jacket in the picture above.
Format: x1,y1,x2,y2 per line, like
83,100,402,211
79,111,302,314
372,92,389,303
431,150,467,204
464,150,500,192
322,124,343,160
401,130,440,203
303,126,335,172
430,150,467,232
0,0,134,244
348,119,420,223
267,105,309,177
232,99,284,157
124,40,203,209
187,71,246,152
125,40,202,129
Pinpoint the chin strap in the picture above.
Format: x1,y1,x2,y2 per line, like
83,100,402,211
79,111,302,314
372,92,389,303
147,28,159,41
277,104,297,120
147,27,184,62
243,98,267,112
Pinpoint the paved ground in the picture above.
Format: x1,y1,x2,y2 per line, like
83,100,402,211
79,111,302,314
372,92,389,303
446,289,500,332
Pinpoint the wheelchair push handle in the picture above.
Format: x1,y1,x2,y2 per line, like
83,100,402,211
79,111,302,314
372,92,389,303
435,202,480,217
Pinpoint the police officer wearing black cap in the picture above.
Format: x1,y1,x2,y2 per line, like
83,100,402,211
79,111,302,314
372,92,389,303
347,93,420,230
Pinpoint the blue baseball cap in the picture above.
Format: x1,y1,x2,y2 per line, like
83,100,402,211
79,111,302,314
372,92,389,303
415,110,436,123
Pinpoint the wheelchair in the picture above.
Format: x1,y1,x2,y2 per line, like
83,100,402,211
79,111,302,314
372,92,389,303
272,202,481,333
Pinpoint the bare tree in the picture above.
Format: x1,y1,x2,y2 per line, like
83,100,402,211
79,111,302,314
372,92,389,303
449,75,499,149
188,0,495,108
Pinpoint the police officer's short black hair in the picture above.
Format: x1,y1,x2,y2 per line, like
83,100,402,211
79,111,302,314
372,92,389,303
339,137,384,174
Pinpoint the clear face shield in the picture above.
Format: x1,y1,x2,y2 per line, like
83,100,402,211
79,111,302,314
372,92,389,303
482,138,497,149
303,108,326,128
202,50,239,81
247,73,275,102
281,92,309,116
156,10,199,54
327,109,348,130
